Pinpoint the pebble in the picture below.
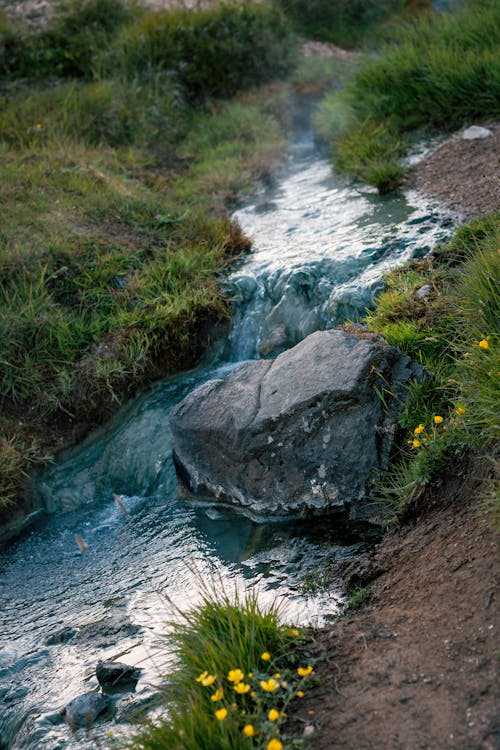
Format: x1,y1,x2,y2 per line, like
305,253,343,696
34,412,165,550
303,724,316,737
461,126,492,140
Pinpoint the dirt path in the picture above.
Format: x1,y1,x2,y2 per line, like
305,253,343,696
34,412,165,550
294,463,499,750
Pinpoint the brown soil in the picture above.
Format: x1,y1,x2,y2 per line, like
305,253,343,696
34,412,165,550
409,124,500,218
293,462,499,750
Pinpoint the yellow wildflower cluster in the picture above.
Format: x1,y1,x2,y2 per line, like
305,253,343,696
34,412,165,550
194,631,315,747
409,415,447,449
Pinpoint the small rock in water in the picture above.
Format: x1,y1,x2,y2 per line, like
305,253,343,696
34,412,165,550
63,692,110,729
461,126,492,140
96,660,142,689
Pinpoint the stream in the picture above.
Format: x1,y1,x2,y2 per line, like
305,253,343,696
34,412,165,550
0,107,455,749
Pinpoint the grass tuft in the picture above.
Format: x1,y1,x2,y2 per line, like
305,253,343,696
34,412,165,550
127,585,311,749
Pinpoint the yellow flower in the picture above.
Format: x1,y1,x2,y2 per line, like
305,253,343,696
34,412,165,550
196,671,208,682
215,708,228,720
433,415,443,424
250,691,256,698
267,740,283,750
308,709,315,715
243,724,256,737
268,708,280,721
201,674,216,687
297,666,314,677
290,628,300,636
414,423,425,435
411,439,421,449
274,673,281,679
260,678,280,692
211,688,224,702
234,682,250,694
296,690,305,698
228,668,244,684
248,672,253,678
261,652,271,661
479,339,489,350
456,406,466,415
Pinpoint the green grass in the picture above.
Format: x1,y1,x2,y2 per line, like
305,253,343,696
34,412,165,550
1,0,295,98
100,1,295,98
366,212,500,518
1,0,141,79
125,587,312,750
275,0,428,49
314,0,500,190
347,586,370,610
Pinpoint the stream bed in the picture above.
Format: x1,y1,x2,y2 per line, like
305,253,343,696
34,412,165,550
0,113,455,749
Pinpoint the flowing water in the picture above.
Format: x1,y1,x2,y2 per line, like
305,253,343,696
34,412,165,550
0,109,455,749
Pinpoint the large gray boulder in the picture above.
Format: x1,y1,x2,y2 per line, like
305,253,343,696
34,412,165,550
170,330,421,520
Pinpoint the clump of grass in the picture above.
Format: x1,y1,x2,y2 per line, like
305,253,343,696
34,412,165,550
314,0,500,190
2,1,296,101
347,586,370,610
2,0,140,80
127,586,312,750
98,1,295,98
276,0,423,49
368,212,499,518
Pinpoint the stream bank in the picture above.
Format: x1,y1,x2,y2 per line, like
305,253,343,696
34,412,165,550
293,459,499,750
289,131,500,749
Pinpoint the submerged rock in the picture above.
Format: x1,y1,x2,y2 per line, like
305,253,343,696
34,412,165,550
62,692,110,729
72,612,140,648
170,330,422,520
44,626,77,646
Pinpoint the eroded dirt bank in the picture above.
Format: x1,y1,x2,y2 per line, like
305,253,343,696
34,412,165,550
294,461,499,750
409,124,500,218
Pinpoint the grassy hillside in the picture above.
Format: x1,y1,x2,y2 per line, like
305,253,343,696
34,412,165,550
365,213,499,519
313,0,500,191
0,0,296,514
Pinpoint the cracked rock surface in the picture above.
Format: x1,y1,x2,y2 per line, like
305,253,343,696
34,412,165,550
170,329,421,519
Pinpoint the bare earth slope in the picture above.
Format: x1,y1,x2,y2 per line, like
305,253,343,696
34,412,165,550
295,462,499,750
409,124,500,218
